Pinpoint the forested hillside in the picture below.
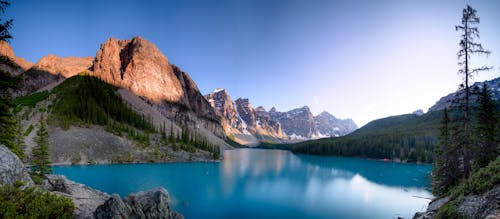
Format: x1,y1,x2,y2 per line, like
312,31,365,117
291,111,442,163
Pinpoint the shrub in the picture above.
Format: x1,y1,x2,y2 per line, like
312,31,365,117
0,183,74,218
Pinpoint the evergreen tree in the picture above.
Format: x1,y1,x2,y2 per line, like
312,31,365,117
473,84,498,168
32,114,52,175
0,0,21,156
0,1,13,42
454,5,492,178
433,108,461,195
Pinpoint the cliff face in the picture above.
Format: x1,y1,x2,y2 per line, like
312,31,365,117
314,111,358,137
91,37,184,104
90,37,221,136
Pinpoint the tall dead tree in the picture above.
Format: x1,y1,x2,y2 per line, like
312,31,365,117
455,5,491,179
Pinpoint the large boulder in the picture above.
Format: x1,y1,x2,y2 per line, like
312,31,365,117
458,185,500,219
95,187,183,219
413,195,450,219
0,144,33,186
43,174,110,219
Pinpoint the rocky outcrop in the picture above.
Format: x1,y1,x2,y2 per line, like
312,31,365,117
0,40,34,74
414,186,500,219
43,174,110,219
314,111,358,137
429,77,500,111
43,174,183,219
0,144,34,187
30,55,93,78
413,196,451,219
270,106,317,139
19,55,92,95
94,188,183,219
204,88,246,134
91,37,183,104
457,185,500,219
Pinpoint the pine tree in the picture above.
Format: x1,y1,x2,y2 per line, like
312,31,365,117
0,1,13,42
454,5,492,179
473,84,498,168
433,108,461,195
32,114,52,175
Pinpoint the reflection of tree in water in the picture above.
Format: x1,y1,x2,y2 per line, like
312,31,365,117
296,154,432,188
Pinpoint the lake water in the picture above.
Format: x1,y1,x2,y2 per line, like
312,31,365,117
54,149,433,219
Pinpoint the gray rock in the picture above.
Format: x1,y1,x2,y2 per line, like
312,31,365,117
413,195,451,219
43,174,110,219
95,187,183,219
94,194,132,219
0,144,33,187
458,185,500,219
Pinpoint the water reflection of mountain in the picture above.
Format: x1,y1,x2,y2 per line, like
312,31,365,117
294,153,432,188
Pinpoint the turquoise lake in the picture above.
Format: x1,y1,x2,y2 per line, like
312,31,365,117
54,149,433,219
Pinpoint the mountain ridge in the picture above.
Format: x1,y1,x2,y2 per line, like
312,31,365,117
204,88,358,146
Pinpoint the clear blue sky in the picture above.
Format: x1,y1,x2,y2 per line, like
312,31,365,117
6,0,500,126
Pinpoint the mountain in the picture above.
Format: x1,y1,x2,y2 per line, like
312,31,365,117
204,89,260,145
292,76,500,162
314,111,358,137
0,40,33,75
269,106,316,140
19,55,93,95
4,37,230,164
429,77,500,111
204,88,357,145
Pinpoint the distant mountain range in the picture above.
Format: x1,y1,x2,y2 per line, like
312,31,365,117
429,77,500,111
291,75,500,162
204,88,358,146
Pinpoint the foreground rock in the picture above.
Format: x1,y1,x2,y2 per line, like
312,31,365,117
43,174,183,219
413,196,450,219
95,188,183,219
414,187,500,219
0,144,34,187
43,175,110,219
457,185,500,219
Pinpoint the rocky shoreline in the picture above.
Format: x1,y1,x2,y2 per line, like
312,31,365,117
1,144,183,219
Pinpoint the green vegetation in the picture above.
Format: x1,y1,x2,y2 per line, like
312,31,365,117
0,59,23,159
472,84,498,169
434,157,500,219
0,182,74,219
50,74,155,132
32,114,52,175
291,110,442,163
465,156,500,194
49,74,156,144
23,124,33,136
13,90,49,113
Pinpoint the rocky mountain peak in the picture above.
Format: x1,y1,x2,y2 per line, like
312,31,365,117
314,110,358,137
255,106,266,112
235,98,256,126
91,36,182,103
0,40,34,73
32,54,93,78
429,77,500,111
91,36,218,120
